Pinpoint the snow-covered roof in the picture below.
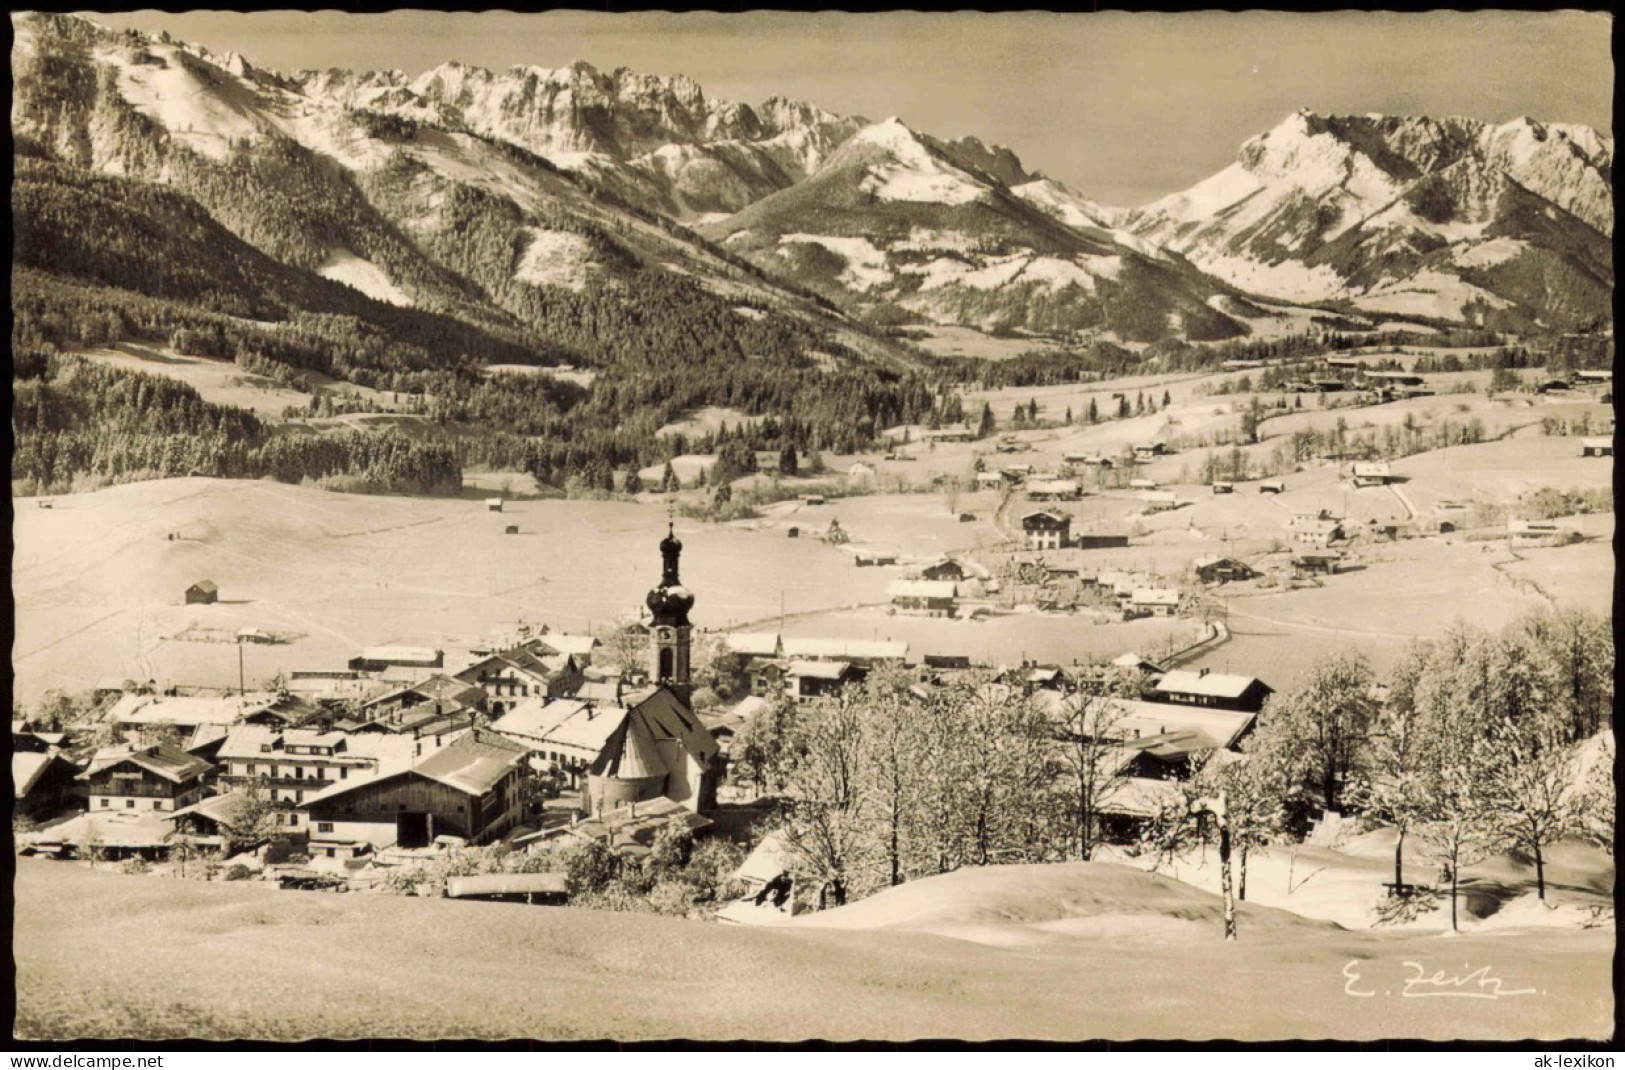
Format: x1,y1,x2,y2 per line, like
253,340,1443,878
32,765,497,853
106,693,272,728
888,579,958,600
725,632,783,657
1153,670,1269,700
788,660,852,681
1130,587,1180,607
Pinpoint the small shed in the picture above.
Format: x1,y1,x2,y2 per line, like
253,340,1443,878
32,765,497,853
185,581,219,605
1259,481,1285,494
958,512,977,523
1580,437,1613,458
505,525,520,535
486,498,504,513
787,526,800,539
1211,482,1234,495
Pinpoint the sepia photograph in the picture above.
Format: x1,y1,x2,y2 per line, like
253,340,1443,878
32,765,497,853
8,7,1616,1045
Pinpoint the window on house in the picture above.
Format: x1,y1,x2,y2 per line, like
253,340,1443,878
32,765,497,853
153,800,162,809
100,798,110,808
125,799,135,809
246,764,256,775
318,822,334,833
340,767,348,779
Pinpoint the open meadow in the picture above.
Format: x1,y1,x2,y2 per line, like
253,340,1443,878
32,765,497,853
13,856,1612,1042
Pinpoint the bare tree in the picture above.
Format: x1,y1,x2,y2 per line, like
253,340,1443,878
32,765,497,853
1047,691,1133,861
779,693,867,909
1481,712,1588,901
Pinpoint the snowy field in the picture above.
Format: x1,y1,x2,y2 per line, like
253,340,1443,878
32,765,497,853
14,857,1611,1041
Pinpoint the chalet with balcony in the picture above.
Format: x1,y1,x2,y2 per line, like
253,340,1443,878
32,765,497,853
79,744,211,814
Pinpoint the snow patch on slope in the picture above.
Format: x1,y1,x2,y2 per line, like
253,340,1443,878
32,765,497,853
317,250,413,307
515,228,596,291
778,233,892,290
1453,237,1528,269
104,44,263,161
1189,253,1348,302
1355,270,1511,319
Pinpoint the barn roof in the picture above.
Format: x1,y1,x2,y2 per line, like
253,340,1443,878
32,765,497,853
188,580,218,594
166,791,246,828
1130,587,1180,607
1153,670,1271,701
538,633,600,657
787,660,851,681
106,693,273,728
888,580,958,600
13,752,73,798
1037,694,1257,751
1020,509,1070,526
412,729,529,795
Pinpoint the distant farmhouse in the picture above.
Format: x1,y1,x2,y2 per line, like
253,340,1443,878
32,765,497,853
185,580,218,605
1021,510,1071,551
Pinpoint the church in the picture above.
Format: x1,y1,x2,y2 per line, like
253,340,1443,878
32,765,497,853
579,523,723,816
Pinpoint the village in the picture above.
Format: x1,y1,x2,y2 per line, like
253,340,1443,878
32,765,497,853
11,342,1617,1043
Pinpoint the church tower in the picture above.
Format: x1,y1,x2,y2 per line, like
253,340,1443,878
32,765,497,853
645,522,694,704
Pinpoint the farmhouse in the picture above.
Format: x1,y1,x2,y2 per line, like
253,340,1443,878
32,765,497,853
1021,510,1071,551
716,833,800,924
79,743,211,814
1127,477,1159,491
1350,461,1393,487
454,648,583,714
1573,369,1612,383
724,632,783,659
1146,669,1274,715
1259,480,1285,494
533,633,601,665
928,425,977,443
1365,371,1425,388
1211,481,1234,494
216,725,428,830
299,728,529,850
888,579,958,616
1292,550,1344,576
1193,555,1257,584
485,498,504,512
974,470,1007,489
1290,517,1344,546
919,558,967,583
1133,443,1168,460
1112,652,1168,678
1026,478,1081,501
1581,437,1613,457
1508,518,1569,546
185,580,218,605
13,751,80,820
1128,588,1181,617
1141,490,1180,512
787,660,855,702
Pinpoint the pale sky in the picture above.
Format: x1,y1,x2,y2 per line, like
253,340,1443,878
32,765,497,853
82,10,1613,207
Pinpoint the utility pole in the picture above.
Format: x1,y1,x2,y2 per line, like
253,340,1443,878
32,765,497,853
238,639,245,697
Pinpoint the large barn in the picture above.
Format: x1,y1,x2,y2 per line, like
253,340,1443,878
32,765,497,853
298,728,530,849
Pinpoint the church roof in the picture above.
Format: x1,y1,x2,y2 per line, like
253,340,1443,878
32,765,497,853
589,711,668,781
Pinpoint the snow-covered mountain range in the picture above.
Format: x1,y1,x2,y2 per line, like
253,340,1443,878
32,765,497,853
10,12,1614,346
